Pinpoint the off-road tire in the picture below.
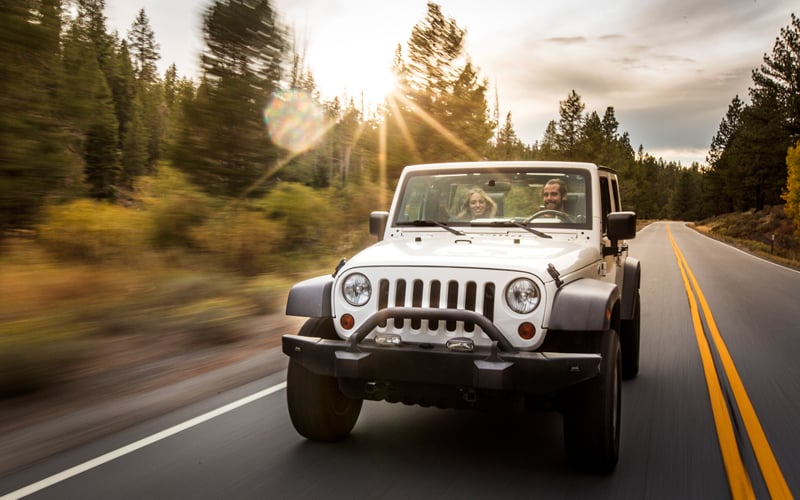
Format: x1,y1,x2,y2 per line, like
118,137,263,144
620,292,640,380
562,329,621,473
286,318,362,441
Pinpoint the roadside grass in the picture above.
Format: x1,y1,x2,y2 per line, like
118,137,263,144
0,238,296,397
0,167,378,399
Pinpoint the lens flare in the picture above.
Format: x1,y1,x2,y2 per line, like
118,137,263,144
263,90,329,154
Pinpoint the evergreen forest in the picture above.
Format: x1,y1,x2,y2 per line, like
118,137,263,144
2,1,800,271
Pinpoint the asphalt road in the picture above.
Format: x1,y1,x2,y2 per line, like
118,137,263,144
2,222,799,499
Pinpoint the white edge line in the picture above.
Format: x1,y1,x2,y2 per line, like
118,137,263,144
1,381,287,500
681,222,800,275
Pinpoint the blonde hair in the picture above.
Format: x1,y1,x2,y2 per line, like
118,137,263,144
458,187,497,219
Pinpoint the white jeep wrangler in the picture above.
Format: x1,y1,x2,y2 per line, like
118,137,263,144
282,161,641,473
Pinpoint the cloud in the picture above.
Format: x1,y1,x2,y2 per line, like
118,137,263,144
105,0,798,166
545,36,587,45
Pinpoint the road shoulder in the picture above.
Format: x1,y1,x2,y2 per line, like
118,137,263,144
0,314,301,478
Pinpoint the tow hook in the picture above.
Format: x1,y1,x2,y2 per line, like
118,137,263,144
461,388,477,403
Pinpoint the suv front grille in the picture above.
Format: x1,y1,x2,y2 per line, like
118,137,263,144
377,278,495,332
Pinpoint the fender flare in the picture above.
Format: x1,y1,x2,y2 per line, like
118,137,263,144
549,279,619,331
620,257,641,321
285,275,333,318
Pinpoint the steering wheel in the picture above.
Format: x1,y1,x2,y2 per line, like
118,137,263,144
527,210,574,223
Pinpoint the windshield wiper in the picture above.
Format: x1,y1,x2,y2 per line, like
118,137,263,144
398,219,465,236
508,220,552,238
471,219,552,239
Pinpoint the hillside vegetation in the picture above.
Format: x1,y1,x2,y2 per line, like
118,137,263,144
693,206,800,269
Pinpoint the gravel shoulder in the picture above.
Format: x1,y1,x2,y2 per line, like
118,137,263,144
0,313,304,478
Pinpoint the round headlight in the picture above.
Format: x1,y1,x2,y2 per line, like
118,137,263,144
342,273,372,306
505,278,540,314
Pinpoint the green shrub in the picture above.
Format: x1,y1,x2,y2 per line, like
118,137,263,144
37,199,148,262
192,208,285,275
256,182,339,253
136,167,215,248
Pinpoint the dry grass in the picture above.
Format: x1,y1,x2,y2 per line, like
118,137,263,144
0,238,291,397
691,206,800,270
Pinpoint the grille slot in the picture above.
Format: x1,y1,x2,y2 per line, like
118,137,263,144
376,278,495,334
446,281,458,331
411,280,423,329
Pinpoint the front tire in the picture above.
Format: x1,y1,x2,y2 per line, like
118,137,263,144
563,329,621,473
286,318,362,441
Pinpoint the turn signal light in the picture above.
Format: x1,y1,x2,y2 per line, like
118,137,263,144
340,314,355,330
518,322,536,340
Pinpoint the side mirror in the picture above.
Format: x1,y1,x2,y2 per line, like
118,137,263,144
369,211,389,241
607,211,637,242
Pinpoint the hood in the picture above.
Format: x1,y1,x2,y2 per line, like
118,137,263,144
344,232,599,281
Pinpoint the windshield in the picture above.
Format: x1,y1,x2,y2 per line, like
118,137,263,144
394,167,591,230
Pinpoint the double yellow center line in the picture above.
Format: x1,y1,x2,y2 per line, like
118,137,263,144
667,225,791,499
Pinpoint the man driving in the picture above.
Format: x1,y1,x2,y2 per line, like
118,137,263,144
542,178,567,211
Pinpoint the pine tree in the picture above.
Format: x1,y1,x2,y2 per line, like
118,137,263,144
84,74,121,199
706,95,744,213
0,0,71,231
539,120,559,159
173,0,287,197
719,13,800,211
579,111,604,163
124,10,165,172
732,90,789,210
446,61,494,159
140,80,166,170
404,2,465,99
127,8,160,84
387,2,494,177
61,0,121,199
495,111,522,160
751,14,800,140
120,94,148,187
76,0,113,75
668,167,703,220
61,20,99,133
162,64,196,152
599,106,634,168
109,41,136,146
601,107,619,142
556,90,585,158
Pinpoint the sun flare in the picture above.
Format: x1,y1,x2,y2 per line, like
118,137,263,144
314,64,398,110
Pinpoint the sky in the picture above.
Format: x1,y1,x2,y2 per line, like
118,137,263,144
105,0,798,166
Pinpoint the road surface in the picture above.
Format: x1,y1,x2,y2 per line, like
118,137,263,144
2,222,798,499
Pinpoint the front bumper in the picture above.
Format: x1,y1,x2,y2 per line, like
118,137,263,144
282,307,601,395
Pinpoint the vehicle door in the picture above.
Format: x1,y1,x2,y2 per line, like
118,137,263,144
599,173,620,286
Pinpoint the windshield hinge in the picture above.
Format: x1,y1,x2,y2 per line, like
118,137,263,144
547,263,563,288
332,258,346,278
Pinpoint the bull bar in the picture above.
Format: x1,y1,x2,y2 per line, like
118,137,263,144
282,307,602,393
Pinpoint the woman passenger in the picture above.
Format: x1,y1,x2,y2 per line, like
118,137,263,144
457,187,497,220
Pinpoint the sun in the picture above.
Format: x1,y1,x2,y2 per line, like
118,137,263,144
311,59,398,111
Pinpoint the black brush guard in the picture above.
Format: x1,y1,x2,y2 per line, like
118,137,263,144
282,307,601,394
